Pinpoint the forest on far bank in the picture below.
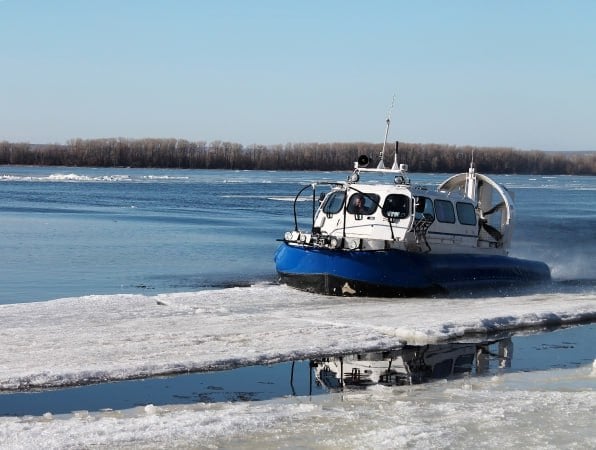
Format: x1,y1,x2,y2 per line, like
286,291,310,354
1,138,595,175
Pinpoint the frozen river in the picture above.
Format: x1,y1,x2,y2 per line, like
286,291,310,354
1,285,595,448
1,167,595,448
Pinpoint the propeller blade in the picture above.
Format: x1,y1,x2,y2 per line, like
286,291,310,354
483,201,505,216
481,221,503,241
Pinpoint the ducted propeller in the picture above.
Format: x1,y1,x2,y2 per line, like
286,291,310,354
438,172,514,246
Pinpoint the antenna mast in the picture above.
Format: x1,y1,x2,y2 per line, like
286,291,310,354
378,94,395,169
465,150,477,200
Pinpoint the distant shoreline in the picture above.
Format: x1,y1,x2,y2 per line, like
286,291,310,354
2,139,595,175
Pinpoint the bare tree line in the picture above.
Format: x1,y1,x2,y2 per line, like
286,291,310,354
0,138,594,175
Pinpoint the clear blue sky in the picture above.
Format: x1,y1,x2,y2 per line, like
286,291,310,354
1,0,594,151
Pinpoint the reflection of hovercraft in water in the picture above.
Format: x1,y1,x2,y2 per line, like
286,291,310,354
274,105,551,297
313,339,513,389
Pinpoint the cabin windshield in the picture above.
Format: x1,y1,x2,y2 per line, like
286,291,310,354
321,191,346,215
382,194,410,219
347,193,379,215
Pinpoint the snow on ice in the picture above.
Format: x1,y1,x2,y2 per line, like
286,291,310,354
1,284,594,390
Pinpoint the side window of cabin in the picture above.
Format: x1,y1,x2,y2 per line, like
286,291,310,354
415,196,434,220
456,202,477,226
434,200,456,223
347,193,379,215
383,194,410,219
322,191,346,215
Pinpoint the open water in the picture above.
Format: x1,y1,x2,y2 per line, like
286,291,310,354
2,166,594,304
1,166,595,447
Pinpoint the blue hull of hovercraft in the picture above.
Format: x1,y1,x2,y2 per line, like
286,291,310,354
274,242,551,297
